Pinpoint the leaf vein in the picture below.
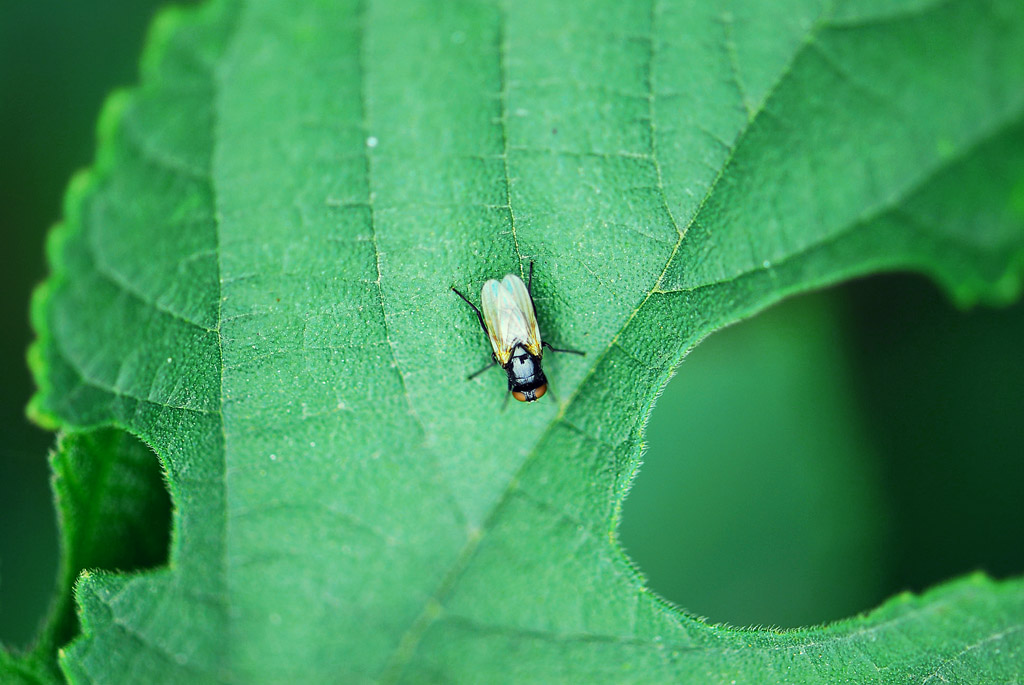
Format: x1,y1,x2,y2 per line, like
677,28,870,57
497,0,526,277
354,0,436,466
662,107,1024,295
85,233,216,333
920,624,1024,684
54,339,216,417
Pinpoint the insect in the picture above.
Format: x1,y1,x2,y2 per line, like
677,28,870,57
452,262,584,402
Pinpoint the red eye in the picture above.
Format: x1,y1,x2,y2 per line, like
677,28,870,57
511,385,547,402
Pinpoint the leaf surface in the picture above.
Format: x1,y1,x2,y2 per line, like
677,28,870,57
20,0,1024,682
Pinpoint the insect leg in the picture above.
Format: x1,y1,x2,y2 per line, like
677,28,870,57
467,360,497,380
543,341,586,356
451,286,488,336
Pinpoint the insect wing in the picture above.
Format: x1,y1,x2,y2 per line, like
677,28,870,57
503,274,542,356
480,276,531,365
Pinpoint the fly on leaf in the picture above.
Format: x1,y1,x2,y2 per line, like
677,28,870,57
452,262,584,403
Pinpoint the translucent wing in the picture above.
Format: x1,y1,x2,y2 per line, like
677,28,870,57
480,273,541,364
503,274,542,356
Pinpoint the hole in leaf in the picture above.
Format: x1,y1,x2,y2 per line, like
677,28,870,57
620,275,1024,628
44,428,172,649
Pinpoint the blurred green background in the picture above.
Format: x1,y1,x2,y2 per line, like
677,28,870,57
1,0,1022,649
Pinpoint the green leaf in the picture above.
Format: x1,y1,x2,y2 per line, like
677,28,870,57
21,0,1024,682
